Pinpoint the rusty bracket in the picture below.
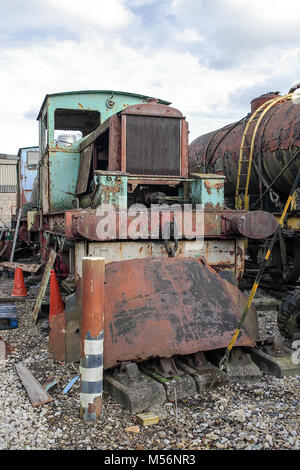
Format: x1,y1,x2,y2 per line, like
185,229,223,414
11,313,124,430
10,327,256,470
113,362,146,387
183,352,213,372
150,357,184,378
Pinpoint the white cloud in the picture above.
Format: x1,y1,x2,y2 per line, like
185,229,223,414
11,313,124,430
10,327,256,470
177,29,205,43
124,0,156,6
170,0,300,67
0,0,300,154
0,0,134,35
48,0,134,31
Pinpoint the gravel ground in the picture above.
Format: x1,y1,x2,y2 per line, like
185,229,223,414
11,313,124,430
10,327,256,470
0,276,299,451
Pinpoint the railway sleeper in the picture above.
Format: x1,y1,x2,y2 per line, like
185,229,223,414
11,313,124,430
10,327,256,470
246,338,300,378
104,362,166,414
103,349,264,413
175,352,228,391
140,358,197,403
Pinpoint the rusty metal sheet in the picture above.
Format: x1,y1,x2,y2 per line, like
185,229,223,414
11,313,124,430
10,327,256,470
75,145,93,195
102,256,258,369
49,312,66,362
108,114,121,171
121,102,183,118
87,239,238,269
222,279,259,342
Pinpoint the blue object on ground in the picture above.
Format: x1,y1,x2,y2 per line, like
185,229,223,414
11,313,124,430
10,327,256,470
62,375,80,394
0,303,18,329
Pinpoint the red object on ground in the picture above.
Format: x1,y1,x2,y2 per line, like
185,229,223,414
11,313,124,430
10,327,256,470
49,270,64,320
11,268,27,297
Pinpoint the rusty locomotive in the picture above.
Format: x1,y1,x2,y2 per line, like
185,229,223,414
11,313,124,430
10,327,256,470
9,89,300,411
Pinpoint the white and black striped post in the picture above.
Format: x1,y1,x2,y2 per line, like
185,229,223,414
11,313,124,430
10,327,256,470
80,257,105,421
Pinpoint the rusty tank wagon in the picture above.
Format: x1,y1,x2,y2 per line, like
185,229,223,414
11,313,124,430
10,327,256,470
189,83,300,342
189,83,300,283
12,89,300,412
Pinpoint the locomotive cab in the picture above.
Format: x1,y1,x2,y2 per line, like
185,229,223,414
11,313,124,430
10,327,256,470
75,101,189,210
36,90,171,214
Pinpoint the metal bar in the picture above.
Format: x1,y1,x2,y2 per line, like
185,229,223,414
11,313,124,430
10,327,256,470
181,119,189,177
121,114,126,172
10,208,21,263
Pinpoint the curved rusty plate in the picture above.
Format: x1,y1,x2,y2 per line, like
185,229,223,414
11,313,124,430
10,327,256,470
103,257,258,369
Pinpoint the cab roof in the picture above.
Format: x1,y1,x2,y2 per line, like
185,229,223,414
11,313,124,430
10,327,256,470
36,90,171,120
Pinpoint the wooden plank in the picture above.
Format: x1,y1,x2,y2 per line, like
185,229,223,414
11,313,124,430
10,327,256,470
0,262,41,273
79,118,110,152
0,296,26,302
32,249,56,324
15,363,53,407
75,145,93,195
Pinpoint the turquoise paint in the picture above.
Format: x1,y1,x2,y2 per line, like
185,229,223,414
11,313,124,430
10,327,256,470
191,174,225,209
39,90,169,212
96,174,128,209
49,150,80,210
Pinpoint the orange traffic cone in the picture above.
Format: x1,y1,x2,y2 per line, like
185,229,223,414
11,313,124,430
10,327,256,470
11,268,27,297
49,269,64,321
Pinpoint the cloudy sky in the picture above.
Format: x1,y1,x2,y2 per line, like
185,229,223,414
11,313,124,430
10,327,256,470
1,0,300,154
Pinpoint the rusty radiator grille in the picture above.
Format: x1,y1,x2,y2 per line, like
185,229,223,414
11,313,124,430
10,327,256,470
126,115,181,175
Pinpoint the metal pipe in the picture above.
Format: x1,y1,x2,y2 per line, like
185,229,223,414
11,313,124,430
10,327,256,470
10,208,21,262
80,256,105,421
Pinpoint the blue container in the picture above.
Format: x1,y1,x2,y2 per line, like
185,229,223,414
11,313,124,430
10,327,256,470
0,303,18,329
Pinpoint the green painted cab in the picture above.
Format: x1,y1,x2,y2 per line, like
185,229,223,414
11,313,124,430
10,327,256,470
37,90,170,213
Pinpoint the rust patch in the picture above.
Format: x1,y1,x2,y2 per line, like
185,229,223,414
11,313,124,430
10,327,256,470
80,395,102,420
101,179,123,205
204,180,224,191
49,312,66,361
0,335,13,357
